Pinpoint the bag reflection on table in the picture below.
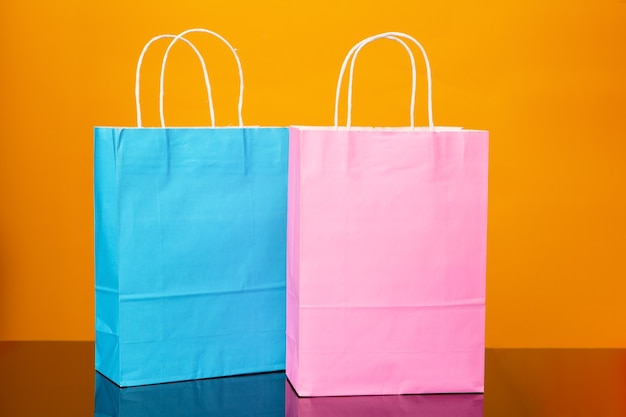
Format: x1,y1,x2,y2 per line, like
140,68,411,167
285,381,484,417
95,371,482,417
94,371,286,417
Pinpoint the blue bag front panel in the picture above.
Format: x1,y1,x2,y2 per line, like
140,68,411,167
94,127,288,386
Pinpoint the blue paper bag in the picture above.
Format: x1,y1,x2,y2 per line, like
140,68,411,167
94,29,288,386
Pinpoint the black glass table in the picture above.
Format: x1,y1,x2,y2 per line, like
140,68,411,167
1,342,625,416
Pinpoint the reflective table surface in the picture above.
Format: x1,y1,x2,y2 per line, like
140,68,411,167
1,342,625,416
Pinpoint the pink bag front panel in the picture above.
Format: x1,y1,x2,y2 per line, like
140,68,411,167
286,127,489,397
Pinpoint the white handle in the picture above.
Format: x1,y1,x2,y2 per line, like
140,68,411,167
160,28,244,127
337,36,416,128
334,32,434,129
135,34,212,128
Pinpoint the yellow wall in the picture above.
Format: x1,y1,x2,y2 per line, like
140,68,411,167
0,0,624,346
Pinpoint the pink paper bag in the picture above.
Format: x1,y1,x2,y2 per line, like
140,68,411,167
286,32,489,397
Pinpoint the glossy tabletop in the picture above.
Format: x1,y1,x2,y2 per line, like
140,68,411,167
1,342,625,416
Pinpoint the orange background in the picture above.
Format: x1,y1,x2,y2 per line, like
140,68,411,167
0,0,625,346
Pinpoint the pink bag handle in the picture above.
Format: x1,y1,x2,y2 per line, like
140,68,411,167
135,34,212,128
159,28,244,128
347,36,417,128
334,32,434,129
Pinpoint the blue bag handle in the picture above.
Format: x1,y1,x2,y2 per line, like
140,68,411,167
159,28,244,128
135,34,212,127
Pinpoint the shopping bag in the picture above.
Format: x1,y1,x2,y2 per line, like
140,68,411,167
286,32,489,396
285,381,484,417
95,371,286,417
95,29,288,387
